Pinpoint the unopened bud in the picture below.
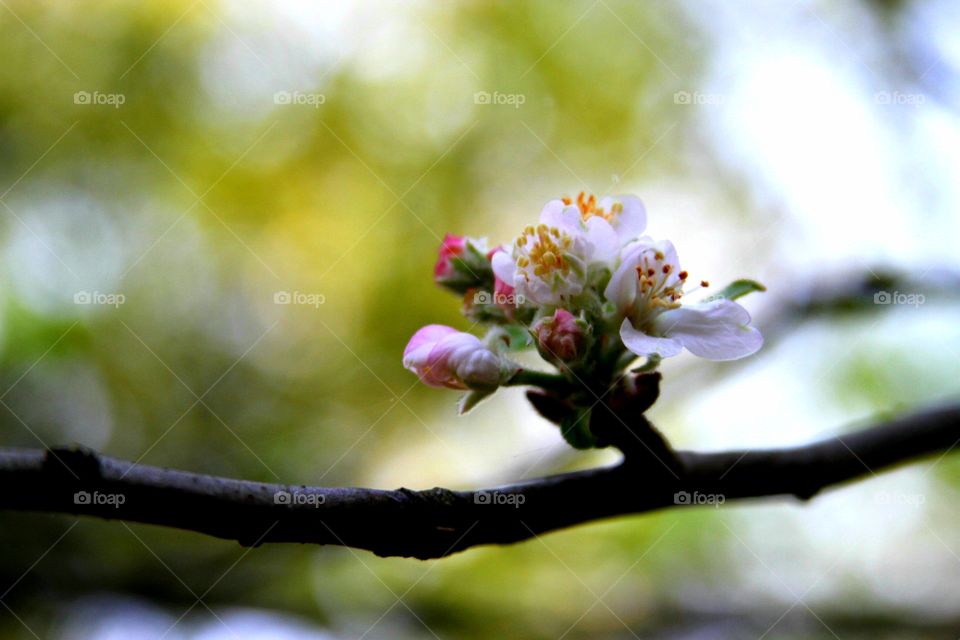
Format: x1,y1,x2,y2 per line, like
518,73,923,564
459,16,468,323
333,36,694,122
433,235,492,293
533,309,588,364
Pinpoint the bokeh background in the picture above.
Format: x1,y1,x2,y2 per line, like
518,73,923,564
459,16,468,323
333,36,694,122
1,0,960,638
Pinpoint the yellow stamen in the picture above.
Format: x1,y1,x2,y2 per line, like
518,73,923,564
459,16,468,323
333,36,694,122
563,191,623,224
516,224,571,279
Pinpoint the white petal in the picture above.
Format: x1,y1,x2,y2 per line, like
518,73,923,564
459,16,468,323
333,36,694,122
403,324,458,364
653,300,763,361
651,239,682,287
491,250,516,284
516,275,555,306
438,332,483,353
608,195,646,241
623,238,682,289
455,349,502,388
538,199,580,235
619,317,683,358
603,237,661,313
583,217,618,263
604,256,638,314
429,333,483,372
618,235,655,259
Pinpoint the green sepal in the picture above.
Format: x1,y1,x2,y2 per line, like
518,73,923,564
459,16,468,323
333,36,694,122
632,353,661,373
560,406,598,449
586,263,612,292
704,279,766,303
484,325,533,352
458,388,495,414
501,324,533,351
437,240,494,294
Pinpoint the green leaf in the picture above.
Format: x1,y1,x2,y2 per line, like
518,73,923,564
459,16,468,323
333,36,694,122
502,325,533,351
458,388,494,414
483,326,534,352
560,406,598,450
704,279,766,303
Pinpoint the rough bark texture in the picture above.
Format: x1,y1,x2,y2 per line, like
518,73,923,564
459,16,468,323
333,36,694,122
1,403,958,559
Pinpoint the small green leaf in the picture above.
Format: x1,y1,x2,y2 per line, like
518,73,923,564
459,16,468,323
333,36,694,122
704,279,766,303
458,388,494,414
632,353,661,373
502,325,533,351
484,326,534,352
560,407,598,449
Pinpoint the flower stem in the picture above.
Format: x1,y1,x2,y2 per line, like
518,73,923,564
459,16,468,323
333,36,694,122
632,353,662,374
506,369,570,393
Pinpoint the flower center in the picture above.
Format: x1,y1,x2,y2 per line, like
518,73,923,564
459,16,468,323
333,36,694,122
562,191,624,224
634,250,688,320
516,224,572,279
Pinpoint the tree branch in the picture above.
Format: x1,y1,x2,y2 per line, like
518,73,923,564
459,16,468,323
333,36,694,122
1,402,958,559
757,266,960,344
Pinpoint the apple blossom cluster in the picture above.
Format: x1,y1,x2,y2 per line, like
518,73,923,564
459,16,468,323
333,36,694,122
403,192,764,445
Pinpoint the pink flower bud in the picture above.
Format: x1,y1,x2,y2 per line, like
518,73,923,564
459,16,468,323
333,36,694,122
534,309,587,363
434,234,467,281
403,325,503,389
494,275,515,305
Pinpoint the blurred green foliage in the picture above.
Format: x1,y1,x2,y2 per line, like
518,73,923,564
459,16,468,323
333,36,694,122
0,1,957,638
0,2,700,637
